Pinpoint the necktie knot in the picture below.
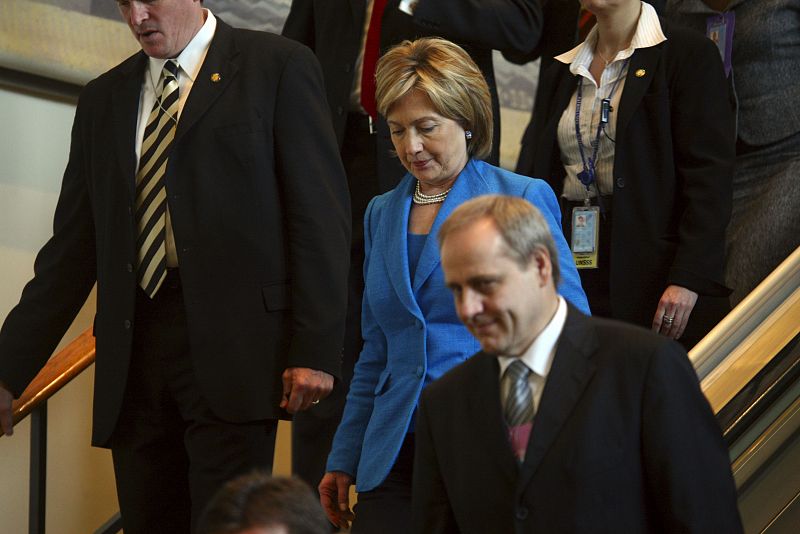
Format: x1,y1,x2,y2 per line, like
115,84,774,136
164,59,179,80
502,360,534,427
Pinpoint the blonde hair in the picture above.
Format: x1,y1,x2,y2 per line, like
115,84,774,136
375,37,492,160
438,195,560,285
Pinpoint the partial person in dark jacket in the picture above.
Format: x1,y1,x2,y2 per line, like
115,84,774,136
666,0,800,305
517,0,735,349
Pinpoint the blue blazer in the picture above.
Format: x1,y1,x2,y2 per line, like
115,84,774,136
326,159,589,491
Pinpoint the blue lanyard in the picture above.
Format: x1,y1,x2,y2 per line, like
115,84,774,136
574,59,628,194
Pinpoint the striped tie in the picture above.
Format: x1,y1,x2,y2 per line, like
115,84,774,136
502,360,534,427
136,60,179,298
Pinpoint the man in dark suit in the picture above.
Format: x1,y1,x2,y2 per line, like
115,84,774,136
0,1,349,532
413,195,742,533
281,0,543,495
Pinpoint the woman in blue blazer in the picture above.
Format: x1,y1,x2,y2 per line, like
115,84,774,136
318,38,589,533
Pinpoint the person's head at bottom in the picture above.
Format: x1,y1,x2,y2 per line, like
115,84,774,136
197,472,329,534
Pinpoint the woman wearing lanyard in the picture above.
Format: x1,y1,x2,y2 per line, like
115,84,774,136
516,0,735,348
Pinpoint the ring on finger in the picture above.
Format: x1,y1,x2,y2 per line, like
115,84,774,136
311,399,320,405
663,315,674,326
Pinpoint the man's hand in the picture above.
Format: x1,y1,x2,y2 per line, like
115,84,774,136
319,471,355,529
0,381,14,437
652,285,698,340
280,367,334,414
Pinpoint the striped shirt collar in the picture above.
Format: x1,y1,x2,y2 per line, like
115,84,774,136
555,1,666,75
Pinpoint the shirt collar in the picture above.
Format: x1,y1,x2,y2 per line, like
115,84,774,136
498,296,567,380
555,1,666,75
147,9,217,85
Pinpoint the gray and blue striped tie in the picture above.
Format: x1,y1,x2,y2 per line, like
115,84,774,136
502,360,534,427
136,60,179,298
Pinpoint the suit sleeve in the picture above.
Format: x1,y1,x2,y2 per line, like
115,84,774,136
325,198,389,476
522,180,591,315
412,391,461,534
666,31,734,296
281,0,316,48
0,92,98,396
641,340,743,532
273,44,351,376
413,0,543,55
502,0,575,65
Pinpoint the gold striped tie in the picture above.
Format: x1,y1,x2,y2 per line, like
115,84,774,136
136,60,179,298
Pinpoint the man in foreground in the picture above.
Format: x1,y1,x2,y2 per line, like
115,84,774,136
413,195,742,532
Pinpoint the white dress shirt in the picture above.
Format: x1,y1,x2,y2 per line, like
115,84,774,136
497,296,568,416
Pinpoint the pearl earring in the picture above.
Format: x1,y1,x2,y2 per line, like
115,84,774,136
465,130,473,140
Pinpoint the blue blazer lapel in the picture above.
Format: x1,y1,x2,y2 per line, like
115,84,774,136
517,306,597,492
380,175,423,319
412,159,491,292
112,52,149,203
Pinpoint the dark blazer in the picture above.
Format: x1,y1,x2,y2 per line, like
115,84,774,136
282,0,543,193
516,20,734,341
413,306,743,533
0,20,350,447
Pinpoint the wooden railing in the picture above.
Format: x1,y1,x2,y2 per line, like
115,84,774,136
3,327,95,433
0,327,123,534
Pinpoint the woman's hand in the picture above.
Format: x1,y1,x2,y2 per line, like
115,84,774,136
319,471,355,529
652,285,698,340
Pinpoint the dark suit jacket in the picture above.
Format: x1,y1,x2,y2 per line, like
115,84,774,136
516,20,734,343
413,306,743,533
0,20,350,447
282,0,543,193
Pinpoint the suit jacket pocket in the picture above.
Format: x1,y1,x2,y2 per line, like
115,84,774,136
564,438,626,479
214,120,268,173
262,282,291,311
214,120,265,137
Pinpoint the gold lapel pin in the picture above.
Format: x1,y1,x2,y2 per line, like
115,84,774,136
211,73,222,83
635,69,646,78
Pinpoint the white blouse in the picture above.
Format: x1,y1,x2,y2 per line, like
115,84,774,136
554,1,667,201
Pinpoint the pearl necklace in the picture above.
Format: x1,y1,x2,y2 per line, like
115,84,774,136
413,180,453,205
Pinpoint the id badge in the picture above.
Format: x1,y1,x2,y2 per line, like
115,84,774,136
571,206,599,269
706,12,735,77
